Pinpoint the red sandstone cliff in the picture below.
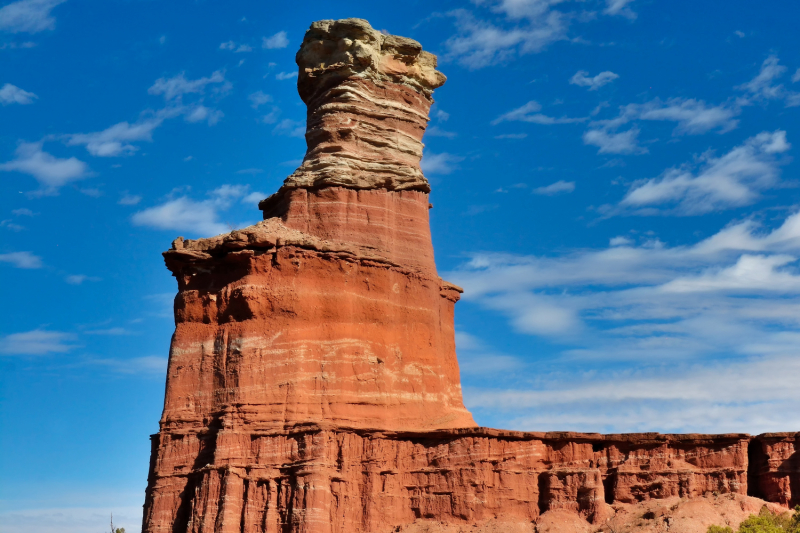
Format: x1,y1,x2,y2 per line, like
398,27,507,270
141,18,798,533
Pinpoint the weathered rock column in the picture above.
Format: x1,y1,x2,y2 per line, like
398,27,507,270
142,18,475,533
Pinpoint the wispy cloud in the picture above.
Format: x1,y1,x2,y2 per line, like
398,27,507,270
67,71,229,158
132,184,258,236
65,274,100,285
593,97,741,136
67,118,162,157
420,151,464,175
492,100,585,125
603,0,636,19
425,125,458,138
0,250,42,268
219,40,251,53
118,193,141,205
248,90,272,109
443,8,569,69
570,70,619,90
148,70,228,102
262,31,288,49
0,329,76,355
619,130,790,215
0,141,88,193
272,118,304,137
466,352,800,433
736,54,800,107
85,355,167,375
448,208,800,376
0,0,66,34
583,126,645,154
533,180,575,195
0,82,37,104
275,71,297,81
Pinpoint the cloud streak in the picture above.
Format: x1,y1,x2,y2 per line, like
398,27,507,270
619,130,790,215
0,0,66,34
0,83,37,104
0,141,88,193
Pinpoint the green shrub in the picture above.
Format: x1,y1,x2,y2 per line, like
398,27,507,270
707,505,800,533
707,526,734,533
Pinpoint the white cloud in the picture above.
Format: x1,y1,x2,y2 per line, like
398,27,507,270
0,0,65,34
65,274,100,284
235,168,263,175
220,41,251,53
118,193,141,205
736,54,800,107
262,30,288,49
444,8,568,69
272,118,304,137
132,184,256,237
609,235,633,246
495,133,527,139
435,109,450,121
0,82,37,104
593,97,740,137
737,54,787,100
447,209,800,382
275,71,297,80
603,0,636,19
148,70,225,102
492,100,585,125
420,151,464,175
242,191,265,204
0,329,76,355
465,353,800,433
569,70,619,90
248,90,272,108
1,219,24,231
634,98,740,134
183,104,223,125
583,126,645,154
532,180,575,195
0,250,42,268
793,68,800,83
67,118,161,157
620,130,790,215
67,72,228,158
425,126,457,138
12,208,36,216
659,254,800,293
86,355,167,375
0,141,88,192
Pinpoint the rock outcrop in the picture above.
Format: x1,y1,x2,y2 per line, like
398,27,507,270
141,18,798,533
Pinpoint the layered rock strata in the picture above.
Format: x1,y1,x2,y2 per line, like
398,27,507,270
141,18,798,533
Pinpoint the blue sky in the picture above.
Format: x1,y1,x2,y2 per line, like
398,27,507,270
2,0,800,531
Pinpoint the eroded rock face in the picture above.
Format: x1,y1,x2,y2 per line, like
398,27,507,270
141,18,798,533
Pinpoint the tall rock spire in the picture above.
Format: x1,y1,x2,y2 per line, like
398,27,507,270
156,17,475,442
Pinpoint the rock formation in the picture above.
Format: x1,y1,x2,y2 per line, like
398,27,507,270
142,18,798,533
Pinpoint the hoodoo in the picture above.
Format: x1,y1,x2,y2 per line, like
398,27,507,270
142,18,798,533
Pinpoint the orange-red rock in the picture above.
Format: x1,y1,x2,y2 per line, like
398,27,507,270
141,18,798,533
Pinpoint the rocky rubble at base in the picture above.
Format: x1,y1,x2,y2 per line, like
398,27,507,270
396,494,789,533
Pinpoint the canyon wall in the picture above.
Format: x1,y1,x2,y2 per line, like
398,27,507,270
141,18,798,533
